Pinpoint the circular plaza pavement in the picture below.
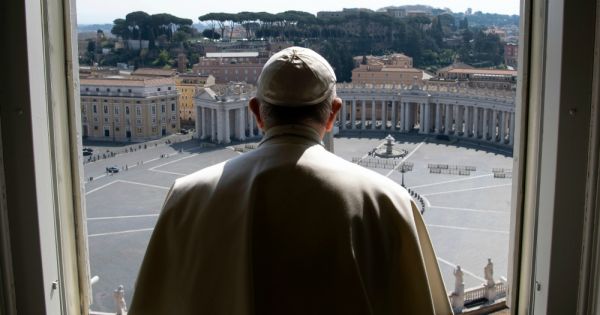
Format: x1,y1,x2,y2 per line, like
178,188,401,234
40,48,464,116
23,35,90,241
84,133,513,312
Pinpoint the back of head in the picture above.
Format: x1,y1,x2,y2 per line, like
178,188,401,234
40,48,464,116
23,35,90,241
256,47,338,128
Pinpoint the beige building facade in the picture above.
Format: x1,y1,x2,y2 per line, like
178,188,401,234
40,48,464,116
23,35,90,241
435,67,518,90
192,52,267,84
80,77,180,142
175,73,215,126
352,54,429,85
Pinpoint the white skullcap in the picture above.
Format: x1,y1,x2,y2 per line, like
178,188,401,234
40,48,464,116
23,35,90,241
256,47,336,106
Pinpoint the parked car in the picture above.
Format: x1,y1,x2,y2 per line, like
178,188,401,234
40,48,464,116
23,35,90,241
82,147,93,156
106,166,119,173
180,129,188,134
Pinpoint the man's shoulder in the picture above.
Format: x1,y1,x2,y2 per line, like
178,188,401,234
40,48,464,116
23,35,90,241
302,148,409,197
172,160,227,192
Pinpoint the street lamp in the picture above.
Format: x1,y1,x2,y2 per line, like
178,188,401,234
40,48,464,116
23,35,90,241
397,161,414,187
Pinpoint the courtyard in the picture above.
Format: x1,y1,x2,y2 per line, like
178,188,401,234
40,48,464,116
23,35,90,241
84,134,513,312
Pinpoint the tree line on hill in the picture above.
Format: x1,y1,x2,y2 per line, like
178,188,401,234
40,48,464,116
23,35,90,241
83,10,511,82
198,10,508,80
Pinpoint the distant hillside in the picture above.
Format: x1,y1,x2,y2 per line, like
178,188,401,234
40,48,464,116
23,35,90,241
378,5,519,27
378,5,437,13
452,12,520,27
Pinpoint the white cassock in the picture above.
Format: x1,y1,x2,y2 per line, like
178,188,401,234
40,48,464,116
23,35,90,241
130,124,452,315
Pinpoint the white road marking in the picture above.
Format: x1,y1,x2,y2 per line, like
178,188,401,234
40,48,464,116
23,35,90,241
117,180,170,190
86,179,170,195
148,154,198,172
145,157,160,164
86,181,118,195
436,257,486,282
430,205,507,215
386,141,425,177
87,214,159,221
421,183,512,197
410,174,493,189
88,228,154,238
427,224,509,234
149,169,187,176
423,195,432,207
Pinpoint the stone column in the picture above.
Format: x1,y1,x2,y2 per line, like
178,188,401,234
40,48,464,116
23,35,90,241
499,111,506,143
238,108,245,141
351,100,357,129
490,110,497,142
461,106,468,137
453,105,459,134
215,108,223,143
465,106,473,137
371,100,376,129
483,109,489,140
435,103,441,133
223,109,231,144
391,101,397,130
421,103,429,133
361,100,367,130
382,100,387,129
198,107,205,139
401,102,407,131
341,100,347,130
210,108,216,142
419,103,425,133
445,104,451,135
474,107,480,138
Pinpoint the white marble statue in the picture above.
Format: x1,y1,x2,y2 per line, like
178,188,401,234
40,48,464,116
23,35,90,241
454,265,464,294
484,258,494,286
113,285,127,315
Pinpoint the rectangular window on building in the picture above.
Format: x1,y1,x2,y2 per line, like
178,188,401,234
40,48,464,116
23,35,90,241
136,106,141,116
93,105,97,113
171,103,175,111
161,105,165,113
126,106,130,115
151,105,156,115
103,105,108,114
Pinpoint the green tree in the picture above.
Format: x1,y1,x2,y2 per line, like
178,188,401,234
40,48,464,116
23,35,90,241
152,49,172,67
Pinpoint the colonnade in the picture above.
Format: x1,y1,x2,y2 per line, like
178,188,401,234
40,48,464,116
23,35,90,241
194,84,516,146
196,105,259,144
338,99,515,145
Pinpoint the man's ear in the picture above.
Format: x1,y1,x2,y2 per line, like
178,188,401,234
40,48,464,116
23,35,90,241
325,97,342,132
249,97,265,130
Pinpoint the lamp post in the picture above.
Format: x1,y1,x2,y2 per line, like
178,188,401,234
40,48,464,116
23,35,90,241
397,162,414,187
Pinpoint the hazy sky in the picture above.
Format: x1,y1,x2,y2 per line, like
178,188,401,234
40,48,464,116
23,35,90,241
76,0,520,24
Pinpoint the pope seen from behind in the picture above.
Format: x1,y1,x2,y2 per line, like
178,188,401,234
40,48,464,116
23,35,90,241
129,47,453,315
